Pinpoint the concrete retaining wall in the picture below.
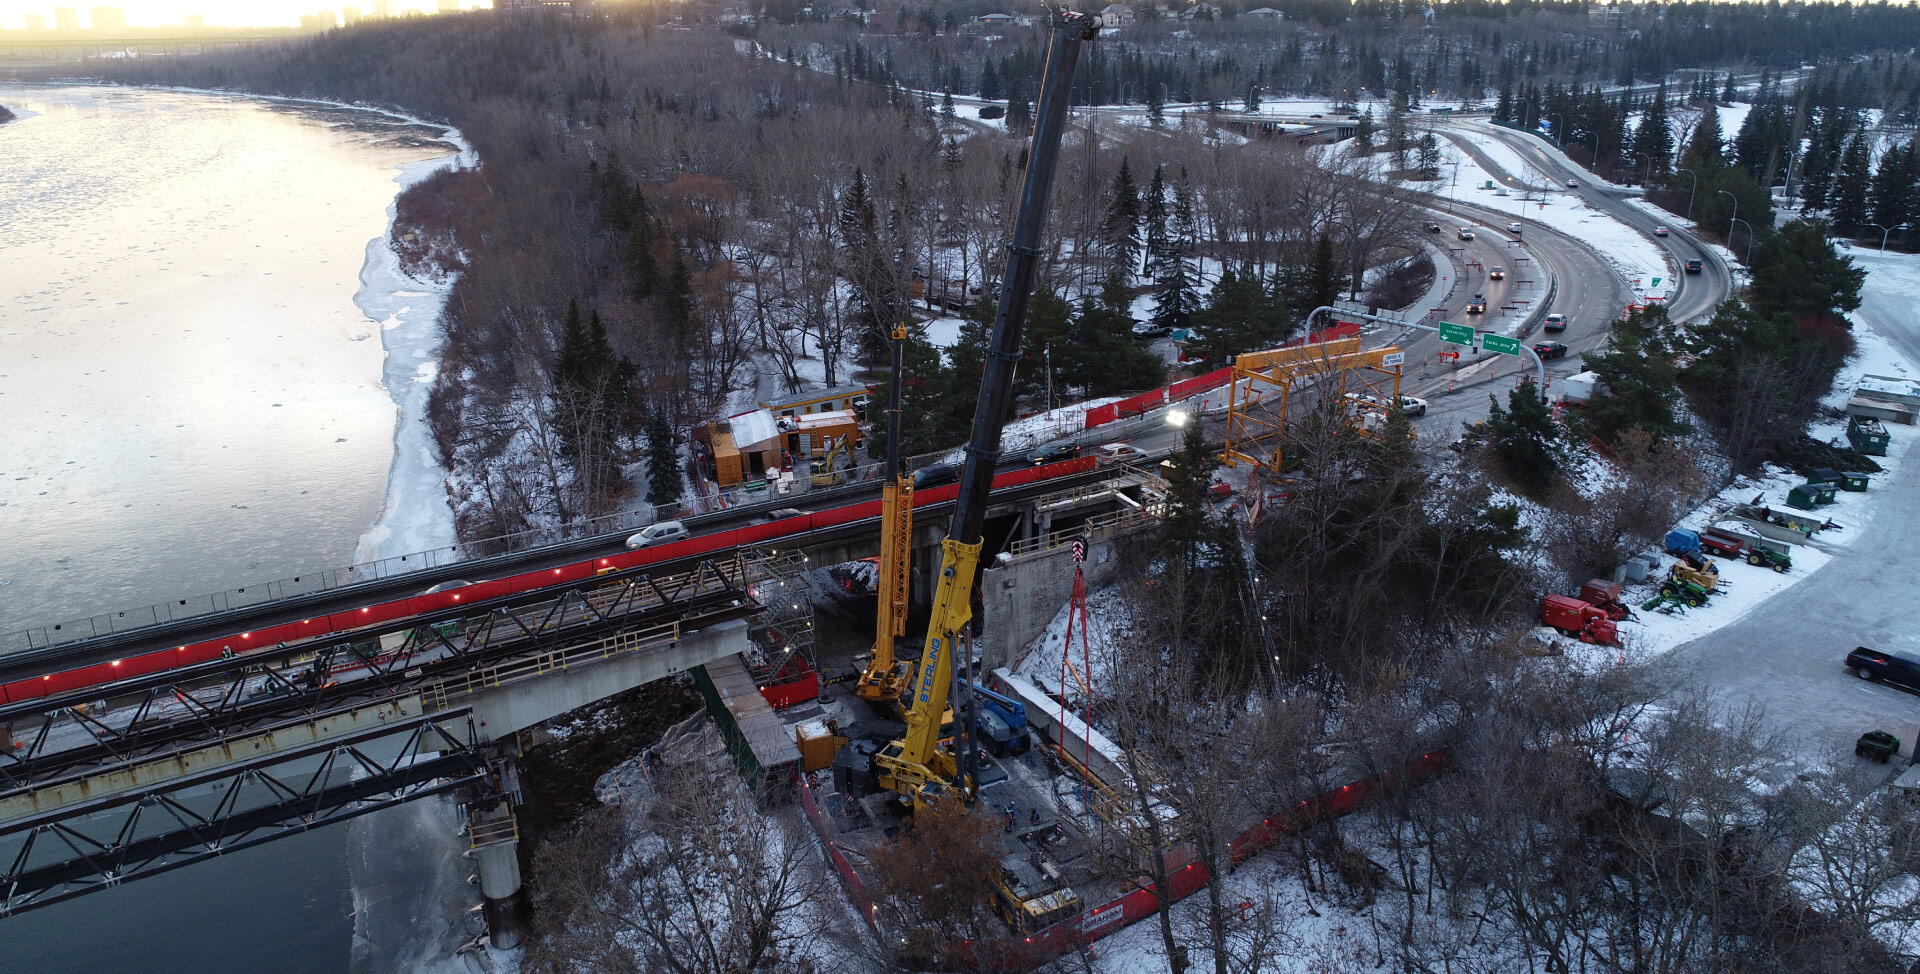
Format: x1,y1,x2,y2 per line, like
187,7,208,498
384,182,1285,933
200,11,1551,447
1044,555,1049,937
976,518,1157,673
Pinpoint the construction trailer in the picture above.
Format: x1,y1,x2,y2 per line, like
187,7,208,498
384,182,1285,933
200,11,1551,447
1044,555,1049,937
708,408,784,488
1218,334,1406,473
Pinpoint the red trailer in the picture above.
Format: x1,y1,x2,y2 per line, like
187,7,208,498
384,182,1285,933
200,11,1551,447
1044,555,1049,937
1698,529,1749,559
1576,579,1633,621
1541,594,1620,644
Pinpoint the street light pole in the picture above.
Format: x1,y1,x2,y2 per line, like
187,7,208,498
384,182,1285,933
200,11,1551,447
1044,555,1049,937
1730,217,1755,265
1718,189,1738,250
1677,167,1698,220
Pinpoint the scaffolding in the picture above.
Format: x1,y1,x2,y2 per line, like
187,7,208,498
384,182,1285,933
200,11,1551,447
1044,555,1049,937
1219,334,1406,473
741,549,818,704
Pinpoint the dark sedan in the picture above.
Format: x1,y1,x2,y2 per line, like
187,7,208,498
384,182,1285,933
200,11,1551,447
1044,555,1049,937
1532,341,1569,360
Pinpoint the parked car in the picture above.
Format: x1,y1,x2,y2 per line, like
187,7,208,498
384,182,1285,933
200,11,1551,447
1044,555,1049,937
1489,266,1506,280
1653,226,1670,237
1846,646,1920,690
625,520,688,549
1685,259,1703,274
1506,221,1524,234
1396,395,1429,417
1532,340,1568,360
911,463,959,489
1542,313,1567,332
1094,443,1148,465
1425,220,1442,232
1029,442,1079,465
1466,293,1487,314
1132,320,1171,339
1458,227,1476,241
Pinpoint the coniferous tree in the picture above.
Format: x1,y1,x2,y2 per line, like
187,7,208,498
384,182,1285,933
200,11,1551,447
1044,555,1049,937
1302,234,1346,323
644,406,684,507
1142,164,1169,278
1868,140,1916,241
1830,135,1872,235
1678,105,1726,175
1483,378,1561,496
1416,132,1442,179
626,194,658,300
1098,158,1143,282
1152,176,1201,331
1580,305,1686,445
1189,268,1292,363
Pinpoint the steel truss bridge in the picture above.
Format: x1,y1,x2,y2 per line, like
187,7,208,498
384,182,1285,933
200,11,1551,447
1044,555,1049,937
0,554,769,916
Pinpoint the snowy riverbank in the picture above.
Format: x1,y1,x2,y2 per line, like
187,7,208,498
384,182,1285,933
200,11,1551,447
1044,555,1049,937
338,119,519,974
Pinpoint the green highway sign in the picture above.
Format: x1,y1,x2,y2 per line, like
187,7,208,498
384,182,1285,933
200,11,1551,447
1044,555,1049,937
1651,276,1662,288
1437,321,1475,346
1481,333,1523,356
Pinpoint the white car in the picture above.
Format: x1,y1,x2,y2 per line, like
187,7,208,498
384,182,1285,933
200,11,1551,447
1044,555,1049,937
1653,226,1669,237
1396,396,1429,417
625,520,689,549
1506,222,1523,234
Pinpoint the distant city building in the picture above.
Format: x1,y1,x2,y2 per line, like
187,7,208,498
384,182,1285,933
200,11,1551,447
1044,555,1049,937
373,0,395,17
88,5,126,30
54,6,81,30
184,13,205,27
1098,3,1133,28
496,0,580,13
437,0,458,12
298,9,338,29
25,13,47,29
342,5,360,23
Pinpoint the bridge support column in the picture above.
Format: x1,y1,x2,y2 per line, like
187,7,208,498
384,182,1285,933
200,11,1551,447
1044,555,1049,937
471,799,528,948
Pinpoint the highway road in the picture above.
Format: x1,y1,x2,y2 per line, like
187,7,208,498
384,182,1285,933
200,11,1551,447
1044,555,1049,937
1441,119,1735,326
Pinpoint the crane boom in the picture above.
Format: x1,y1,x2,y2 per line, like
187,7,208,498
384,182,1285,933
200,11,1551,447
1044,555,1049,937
857,323,913,704
875,9,1097,806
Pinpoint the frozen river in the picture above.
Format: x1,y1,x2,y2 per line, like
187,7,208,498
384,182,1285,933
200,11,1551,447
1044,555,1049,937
0,84,465,974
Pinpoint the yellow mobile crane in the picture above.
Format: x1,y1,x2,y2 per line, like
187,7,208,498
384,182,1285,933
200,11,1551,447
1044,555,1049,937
854,322,914,705
871,9,1098,809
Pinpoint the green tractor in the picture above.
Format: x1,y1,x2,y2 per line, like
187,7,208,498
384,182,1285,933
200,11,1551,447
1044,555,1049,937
1744,544,1791,573
1658,574,1712,608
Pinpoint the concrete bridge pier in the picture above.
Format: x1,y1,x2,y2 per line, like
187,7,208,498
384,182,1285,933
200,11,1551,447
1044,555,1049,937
478,795,533,949
469,749,529,948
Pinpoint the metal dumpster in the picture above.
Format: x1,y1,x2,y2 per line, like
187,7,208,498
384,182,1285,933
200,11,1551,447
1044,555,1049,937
1839,471,1871,492
1848,414,1891,456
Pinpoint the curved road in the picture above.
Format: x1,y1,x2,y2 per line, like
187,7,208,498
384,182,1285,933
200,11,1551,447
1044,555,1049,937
1441,120,1734,326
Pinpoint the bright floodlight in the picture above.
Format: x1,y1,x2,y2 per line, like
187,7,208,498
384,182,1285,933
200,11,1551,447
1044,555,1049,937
1167,409,1190,427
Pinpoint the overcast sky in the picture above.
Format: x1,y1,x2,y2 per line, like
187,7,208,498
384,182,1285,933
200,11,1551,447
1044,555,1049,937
0,0,488,28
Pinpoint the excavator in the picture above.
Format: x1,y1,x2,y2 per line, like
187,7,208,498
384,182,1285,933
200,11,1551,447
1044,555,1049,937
866,9,1098,810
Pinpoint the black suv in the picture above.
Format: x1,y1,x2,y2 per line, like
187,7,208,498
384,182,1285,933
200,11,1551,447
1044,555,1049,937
1029,442,1079,465
1846,646,1920,690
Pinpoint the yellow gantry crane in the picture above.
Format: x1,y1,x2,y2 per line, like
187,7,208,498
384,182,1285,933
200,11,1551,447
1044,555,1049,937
855,322,915,706
1219,334,1407,473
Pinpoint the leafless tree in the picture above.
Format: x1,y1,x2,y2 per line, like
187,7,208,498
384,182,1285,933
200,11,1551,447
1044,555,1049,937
523,762,828,974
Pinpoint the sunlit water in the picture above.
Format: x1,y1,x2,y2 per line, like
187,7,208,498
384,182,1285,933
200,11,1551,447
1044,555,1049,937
0,85,452,974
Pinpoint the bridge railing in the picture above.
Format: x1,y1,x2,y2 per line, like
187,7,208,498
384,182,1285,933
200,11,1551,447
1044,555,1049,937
0,442,971,656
